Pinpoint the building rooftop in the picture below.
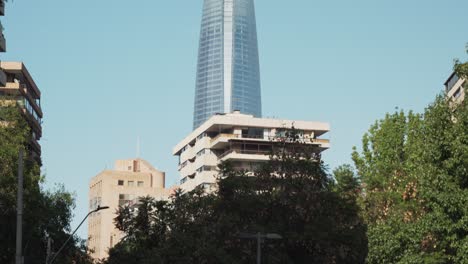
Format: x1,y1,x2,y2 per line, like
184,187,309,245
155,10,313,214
1,61,41,98
174,112,330,155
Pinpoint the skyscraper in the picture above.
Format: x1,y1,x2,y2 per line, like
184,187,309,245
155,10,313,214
193,0,262,129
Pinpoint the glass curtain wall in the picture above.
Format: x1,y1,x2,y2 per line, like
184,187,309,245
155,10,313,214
193,0,262,129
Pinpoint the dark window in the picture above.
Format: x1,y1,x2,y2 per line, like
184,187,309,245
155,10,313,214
118,180,124,186
454,87,462,99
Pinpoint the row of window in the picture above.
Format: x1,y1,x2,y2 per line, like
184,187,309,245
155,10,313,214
117,180,144,187
196,165,217,173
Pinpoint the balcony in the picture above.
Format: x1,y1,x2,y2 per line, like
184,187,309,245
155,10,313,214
2,82,43,117
180,171,217,192
0,0,4,16
312,138,330,149
21,107,42,135
29,138,42,156
210,133,239,149
219,149,270,162
0,69,6,86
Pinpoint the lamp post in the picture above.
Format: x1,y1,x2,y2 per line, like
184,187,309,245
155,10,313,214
47,205,109,264
238,232,282,264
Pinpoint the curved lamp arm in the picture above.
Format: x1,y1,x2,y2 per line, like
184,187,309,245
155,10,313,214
48,205,109,264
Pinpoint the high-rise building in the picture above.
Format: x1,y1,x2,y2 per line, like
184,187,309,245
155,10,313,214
87,159,173,260
193,0,262,129
445,72,465,104
174,111,330,193
0,62,42,164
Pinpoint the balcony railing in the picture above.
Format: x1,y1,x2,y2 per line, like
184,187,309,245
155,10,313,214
218,149,271,160
211,133,239,143
241,134,265,139
312,138,330,144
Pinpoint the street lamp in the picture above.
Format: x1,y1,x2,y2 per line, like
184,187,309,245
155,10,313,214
238,232,282,264
47,205,109,264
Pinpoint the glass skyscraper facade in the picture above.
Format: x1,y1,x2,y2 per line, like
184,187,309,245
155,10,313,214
193,0,262,129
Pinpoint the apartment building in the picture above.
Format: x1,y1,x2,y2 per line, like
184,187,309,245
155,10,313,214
0,62,42,164
445,71,465,104
0,0,6,86
173,111,330,193
88,159,172,260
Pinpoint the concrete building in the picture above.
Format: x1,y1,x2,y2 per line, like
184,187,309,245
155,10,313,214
0,62,42,164
88,159,172,260
173,111,330,193
445,72,465,104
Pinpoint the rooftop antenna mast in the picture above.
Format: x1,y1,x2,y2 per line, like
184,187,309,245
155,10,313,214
136,136,141,159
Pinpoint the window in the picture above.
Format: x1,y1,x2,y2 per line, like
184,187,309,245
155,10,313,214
197,148,211,157
128,181,134,187
196,166,217,173
119,194,135,206
181,177,188,184
89,197,102,211
453,87,462,99
447,75,460,91
137,181,144,187
242,128,264,139
118,180,124,186
127,166,132,171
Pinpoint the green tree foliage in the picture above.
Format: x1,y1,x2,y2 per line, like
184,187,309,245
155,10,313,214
454,44,468,79
0,101,92,264
332,164,360,199
352,87,468,263
106,135,367,264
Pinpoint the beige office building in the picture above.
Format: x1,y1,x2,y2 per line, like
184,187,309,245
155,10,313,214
0,62,42,164
173,111,330,193
445,72,465,104
88,158,172,260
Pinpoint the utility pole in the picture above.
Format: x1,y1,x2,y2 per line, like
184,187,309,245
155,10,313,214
15,149,24,264
45,237,52,264
257,233,262,264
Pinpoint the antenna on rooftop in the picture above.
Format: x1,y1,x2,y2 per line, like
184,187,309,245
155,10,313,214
136,136,141,159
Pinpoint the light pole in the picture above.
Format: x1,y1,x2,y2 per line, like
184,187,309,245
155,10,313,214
47,205,109,264
238,232,282,264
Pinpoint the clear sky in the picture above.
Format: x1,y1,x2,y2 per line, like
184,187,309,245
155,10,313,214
2,0,467,238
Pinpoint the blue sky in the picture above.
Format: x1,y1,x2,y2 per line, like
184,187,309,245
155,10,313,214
3,0,467,238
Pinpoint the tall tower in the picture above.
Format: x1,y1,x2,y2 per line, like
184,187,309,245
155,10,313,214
193,0,262,129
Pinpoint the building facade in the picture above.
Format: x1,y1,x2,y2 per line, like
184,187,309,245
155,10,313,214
88,159,172,260
193,0,262,129
445,72,465,104
174,111,330,193
0,62,42,164
0,0,6,86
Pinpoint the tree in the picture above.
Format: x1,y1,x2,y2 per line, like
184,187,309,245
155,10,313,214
454,44,468,79
106,130,368,264
0,100,93,264
332,164,360,198
352,84,468,263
